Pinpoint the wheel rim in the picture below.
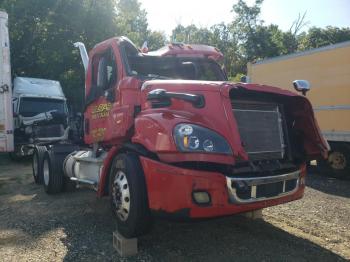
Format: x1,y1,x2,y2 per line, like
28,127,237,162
329,151,347,170
112,170,130,221
33,153,38,177
43,158,49,186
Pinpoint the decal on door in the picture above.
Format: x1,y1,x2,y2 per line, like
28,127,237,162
92,102,112,119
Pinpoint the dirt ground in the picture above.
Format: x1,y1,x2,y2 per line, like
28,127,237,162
0,154,349,262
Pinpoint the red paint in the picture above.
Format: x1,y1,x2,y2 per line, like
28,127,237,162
147,44,224,61
140,156,306,218
84,37,327,217
97,146,119,197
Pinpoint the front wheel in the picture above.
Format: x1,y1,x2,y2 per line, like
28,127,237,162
109,153,152,238
318,143,350,179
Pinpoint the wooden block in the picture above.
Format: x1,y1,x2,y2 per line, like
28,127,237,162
113,231,138,257
243,209,263,220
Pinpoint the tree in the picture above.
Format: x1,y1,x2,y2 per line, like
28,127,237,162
298,26,350,50
115,0,148,47
1,0,119,110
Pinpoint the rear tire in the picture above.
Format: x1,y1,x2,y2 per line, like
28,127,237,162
318,143,350,179
109,153,152,238
32,146,47,184
43,151,64,194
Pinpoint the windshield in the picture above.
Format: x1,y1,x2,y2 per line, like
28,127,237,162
127,56,227,81
19,97,66,117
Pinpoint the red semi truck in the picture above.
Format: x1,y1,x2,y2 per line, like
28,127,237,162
33,37,328,238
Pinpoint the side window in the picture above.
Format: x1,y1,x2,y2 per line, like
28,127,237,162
92,49,117,93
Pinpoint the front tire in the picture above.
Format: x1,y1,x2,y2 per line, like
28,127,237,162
109,153,152,238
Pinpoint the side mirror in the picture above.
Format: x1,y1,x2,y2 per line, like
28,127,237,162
293,80,310,96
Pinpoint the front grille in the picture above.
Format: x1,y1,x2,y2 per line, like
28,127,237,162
234,178,298,200
232,101,285,161
226,170,300,204
33,124,64,138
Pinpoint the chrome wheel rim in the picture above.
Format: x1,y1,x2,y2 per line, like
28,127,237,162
329,151,346,170
112,170,130,221
43,158,49,186
33,153,38,177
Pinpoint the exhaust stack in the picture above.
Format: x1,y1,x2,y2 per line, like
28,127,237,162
74,42,89,73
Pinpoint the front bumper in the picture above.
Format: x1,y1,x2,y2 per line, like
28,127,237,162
140,156,306,219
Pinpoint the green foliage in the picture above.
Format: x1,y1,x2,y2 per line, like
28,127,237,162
0,0,165,111
1,0,350,110
298,26,350,50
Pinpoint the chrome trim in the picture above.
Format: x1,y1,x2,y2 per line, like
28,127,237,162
322,131,350,142
226,170,301,204
313,105,350,111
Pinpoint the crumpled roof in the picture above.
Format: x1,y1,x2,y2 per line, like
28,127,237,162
13,77,65,98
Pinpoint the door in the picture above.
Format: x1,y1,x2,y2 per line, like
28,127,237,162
84,44,120,144
0,11,13,152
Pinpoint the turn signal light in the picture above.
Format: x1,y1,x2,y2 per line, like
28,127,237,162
193,191,211,205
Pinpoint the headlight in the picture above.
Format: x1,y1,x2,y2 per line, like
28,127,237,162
174,124,232,154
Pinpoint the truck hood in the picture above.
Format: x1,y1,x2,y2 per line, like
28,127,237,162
140,80,329,161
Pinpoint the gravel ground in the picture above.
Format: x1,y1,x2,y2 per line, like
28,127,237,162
0,155,349,261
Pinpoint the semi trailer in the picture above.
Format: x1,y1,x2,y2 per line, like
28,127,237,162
247,41,350,178
31,36,328,238
0,10,13,153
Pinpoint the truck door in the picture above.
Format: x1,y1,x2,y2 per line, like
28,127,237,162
84,43,122,145
0,11,14,152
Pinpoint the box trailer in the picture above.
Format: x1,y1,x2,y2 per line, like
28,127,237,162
247,41,350,178
0,10,13,153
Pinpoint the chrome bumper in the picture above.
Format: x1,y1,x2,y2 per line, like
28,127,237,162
226,170,301,204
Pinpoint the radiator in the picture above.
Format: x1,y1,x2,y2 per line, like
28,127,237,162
232,101,286,161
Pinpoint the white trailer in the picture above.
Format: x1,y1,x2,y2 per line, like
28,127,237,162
0,10,13,152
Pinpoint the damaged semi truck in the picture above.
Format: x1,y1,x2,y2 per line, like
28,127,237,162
33,37,328,238
12,77,69,160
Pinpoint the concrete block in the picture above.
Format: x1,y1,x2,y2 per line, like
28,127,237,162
113,231,138,257
243,209,263,220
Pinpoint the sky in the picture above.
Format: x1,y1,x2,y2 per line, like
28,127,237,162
139,0,350,36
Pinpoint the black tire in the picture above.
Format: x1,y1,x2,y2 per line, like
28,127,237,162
318,143,350,180
109,153,152,238
43,151,64,194
32,146,47,184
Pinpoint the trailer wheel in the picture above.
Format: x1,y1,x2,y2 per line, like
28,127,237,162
319,143,350,179
32,146,47,184
43,151,64,194
109,153,152,238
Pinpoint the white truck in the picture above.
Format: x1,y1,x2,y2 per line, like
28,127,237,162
0,10,13,153
12,77,69,159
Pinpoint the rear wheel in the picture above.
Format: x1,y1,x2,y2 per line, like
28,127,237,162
43,151,64,194
319,143,350,179
109,153,152,238
32,146,47,184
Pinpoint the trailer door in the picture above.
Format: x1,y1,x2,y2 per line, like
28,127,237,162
0,11,13,152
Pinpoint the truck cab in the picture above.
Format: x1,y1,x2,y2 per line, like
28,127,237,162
37,36,328,238
12,77,69,158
